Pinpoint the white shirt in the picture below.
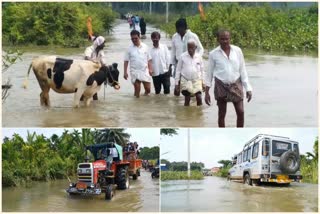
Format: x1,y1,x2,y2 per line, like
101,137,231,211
124,42,152,74
111,148,118,158
84,45,106,65
170,29,204,65
150,43,171,76
205,45,252,92
175,52,204,85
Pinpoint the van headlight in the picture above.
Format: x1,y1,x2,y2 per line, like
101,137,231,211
78,169,82,174
86,169,91,173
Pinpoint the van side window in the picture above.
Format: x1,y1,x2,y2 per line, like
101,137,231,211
252,142,259,159
262,140,270,156
247,147,251,161
242,150,248,162
293,144,299,155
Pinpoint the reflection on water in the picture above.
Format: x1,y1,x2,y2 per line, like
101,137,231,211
2,20,318,127
161,176,318,212
2,169,159,212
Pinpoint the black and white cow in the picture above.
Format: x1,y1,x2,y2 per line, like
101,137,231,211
24,56,120,107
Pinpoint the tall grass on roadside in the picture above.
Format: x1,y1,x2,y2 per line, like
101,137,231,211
161,171,204,181
300,158,318,184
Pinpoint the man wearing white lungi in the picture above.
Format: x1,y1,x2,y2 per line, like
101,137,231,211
124,30,153,98
175,39,204,106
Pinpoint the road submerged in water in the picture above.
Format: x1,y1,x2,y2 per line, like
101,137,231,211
2,169,159,212
161,176,318,212
2,20,318,127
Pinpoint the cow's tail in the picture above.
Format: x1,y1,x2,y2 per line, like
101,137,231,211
23,62,33,89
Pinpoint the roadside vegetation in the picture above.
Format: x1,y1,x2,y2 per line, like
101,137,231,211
300,138,318,184
160,160,204,180
2,49,23,102
143,3,318,53
2,128,158,187
161,171,204,181
2,2,117,47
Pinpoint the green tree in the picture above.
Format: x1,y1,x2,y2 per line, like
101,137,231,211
139,146,160,160
218,160,232,168
160,128,178,136
95,129,131,147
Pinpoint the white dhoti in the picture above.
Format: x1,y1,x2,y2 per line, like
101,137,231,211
180,77,202,95
130,70,152,84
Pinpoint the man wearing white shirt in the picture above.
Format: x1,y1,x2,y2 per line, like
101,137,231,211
150,31,171,94
205,30,253,127
169,18,204,96
124,30,153,98
175,39,204,106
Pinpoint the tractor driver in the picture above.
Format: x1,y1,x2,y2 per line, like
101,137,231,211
105,148,113,174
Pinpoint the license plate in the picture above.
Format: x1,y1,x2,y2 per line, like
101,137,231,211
76,182,87,189
277,175,289,180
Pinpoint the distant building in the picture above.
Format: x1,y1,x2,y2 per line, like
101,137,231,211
211,167,220,173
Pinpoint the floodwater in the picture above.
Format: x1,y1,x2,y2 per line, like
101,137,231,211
161,176,318,212
2,20,318,127
2,169,159,212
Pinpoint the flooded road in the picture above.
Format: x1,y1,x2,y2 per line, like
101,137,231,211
2,20,317,127
161,176,318,212
2,169,159,212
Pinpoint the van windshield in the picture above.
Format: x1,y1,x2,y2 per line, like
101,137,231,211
272,141,292,157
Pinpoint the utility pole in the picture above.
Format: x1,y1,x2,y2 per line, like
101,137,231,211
187,128,191,178
149,2,152,14
166,2,169,23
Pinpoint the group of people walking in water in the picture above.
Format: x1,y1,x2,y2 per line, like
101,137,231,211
84,17,253,127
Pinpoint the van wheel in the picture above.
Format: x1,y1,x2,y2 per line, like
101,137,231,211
244,174,252,186
252,179,260,186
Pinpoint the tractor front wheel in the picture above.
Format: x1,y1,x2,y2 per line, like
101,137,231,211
133,174,137,180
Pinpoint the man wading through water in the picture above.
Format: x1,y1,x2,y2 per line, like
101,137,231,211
169,18,204,96
205,30,253,127
124,30,153,98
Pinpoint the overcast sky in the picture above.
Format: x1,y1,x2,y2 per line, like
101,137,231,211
2,128,159,148
161,128,318,169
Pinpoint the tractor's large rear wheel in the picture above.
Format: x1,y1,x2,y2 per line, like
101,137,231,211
117,167,129,190
105,184,114,200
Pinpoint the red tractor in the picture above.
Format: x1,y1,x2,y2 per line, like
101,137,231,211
66,143,130,200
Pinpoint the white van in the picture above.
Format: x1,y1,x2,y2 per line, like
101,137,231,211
228,134,302,185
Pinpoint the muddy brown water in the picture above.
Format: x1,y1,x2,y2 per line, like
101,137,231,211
161,176,318,212
2,169,159,212
2,20,318,127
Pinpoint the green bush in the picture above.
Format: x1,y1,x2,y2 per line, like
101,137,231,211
159,3,318,52
2,3,117,47
161,170,204,180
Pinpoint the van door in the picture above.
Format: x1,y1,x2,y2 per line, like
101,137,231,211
232,152,243,179
261,139,270,174
250,141,260,178
270,140,292,173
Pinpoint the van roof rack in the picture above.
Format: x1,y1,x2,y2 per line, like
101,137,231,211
243,134,290,149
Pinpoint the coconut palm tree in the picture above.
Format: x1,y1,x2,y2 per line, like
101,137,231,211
95,129,131,147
